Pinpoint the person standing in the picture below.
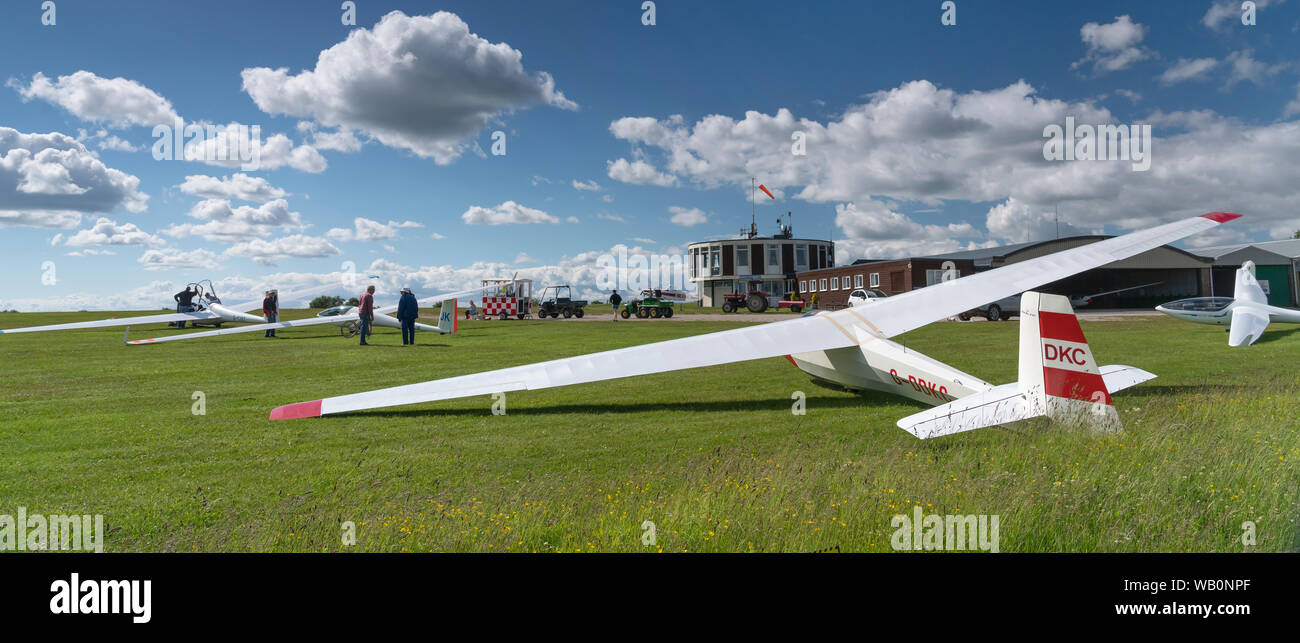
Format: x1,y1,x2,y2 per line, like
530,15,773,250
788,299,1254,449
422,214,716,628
263,289,279,337
397,287,419,345
358,285,375,345
173,286,195,328
609,289,623,321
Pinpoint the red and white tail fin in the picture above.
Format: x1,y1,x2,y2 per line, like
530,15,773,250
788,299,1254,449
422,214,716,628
438,299,458,334
1018,292,1120,432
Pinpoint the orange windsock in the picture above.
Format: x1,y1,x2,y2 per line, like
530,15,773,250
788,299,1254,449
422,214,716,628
758,184,775,199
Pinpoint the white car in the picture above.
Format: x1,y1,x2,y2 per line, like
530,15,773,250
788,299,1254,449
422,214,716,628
848,288,889,307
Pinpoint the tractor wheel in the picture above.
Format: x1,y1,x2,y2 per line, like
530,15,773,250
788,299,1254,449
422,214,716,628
563,309,573,319
517,313,526,319
985,305,1001,322
574,309,584,318
636,307,650,319
650,307,662,318
959,312,971,321
721,301,735,313
746,293,767,313
620,309,630,319
500,312,509,321
663,307,673,318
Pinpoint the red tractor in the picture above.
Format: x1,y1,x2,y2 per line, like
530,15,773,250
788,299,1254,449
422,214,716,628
721,284,771,313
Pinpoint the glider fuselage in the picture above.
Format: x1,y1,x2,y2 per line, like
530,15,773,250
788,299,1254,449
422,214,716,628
789,330,994,407
1155,297,1300,326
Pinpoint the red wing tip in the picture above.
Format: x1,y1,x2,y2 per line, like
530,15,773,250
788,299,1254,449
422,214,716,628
784,354,797,366
270,400,323,420
1201,212,1243,223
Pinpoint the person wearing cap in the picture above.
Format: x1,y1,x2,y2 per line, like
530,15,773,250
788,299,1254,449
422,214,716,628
397,287,419,345
262,289,279,337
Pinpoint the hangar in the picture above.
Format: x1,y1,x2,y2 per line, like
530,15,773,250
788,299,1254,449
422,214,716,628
797,235,1215,309
1189,240,1300,307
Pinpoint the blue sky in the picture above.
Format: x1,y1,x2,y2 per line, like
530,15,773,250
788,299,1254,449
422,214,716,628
1,0,1298,310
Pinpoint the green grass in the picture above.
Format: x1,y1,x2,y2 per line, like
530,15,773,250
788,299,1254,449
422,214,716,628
1,310,1297,552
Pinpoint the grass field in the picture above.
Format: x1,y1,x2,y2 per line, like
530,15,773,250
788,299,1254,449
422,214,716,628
1,310,1297,553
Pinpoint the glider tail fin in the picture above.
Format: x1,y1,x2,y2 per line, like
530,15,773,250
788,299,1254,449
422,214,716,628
897,292,1130,439
1234,261,1268,305
438,299,457,334
1018,292,1121,431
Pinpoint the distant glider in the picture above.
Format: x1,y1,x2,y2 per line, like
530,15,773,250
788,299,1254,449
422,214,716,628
126,287,483,345
1155,260,1300,346
0,279,348,337
270,213,1241,438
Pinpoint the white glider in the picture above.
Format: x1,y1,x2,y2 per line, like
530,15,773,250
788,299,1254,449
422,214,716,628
269,212,1240,437
124,285,491,345
1155,260,1300,346
0,279,357,337
1068,281,1163,308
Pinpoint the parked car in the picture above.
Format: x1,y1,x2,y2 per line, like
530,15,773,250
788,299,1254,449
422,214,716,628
960,294,1020,321
847,288,889,307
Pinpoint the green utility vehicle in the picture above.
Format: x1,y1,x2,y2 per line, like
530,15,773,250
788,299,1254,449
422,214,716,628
536,285,587,318
620,289,676,319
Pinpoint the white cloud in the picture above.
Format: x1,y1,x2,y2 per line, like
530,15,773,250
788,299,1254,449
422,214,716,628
837,200,978,242
137,247,220,271
668,206,707,227
66,248,115,257
10,71,179,128
431,232,447,240
1072,15,1150,75
177,173,287,202
1158,58,1219,85
1223,50,1287,88
241,11,575,164
572,179,602,191
162,198,305,242
461,200,558,225
77,128,141,152
0,127,148,229
326,217,422,241
606,158,678,186
595,212,626,222
296,121,362,152
223,235,341,265
64,217,165,247
1285,83,1300,118
604,78,1300,243
984,198,1085,244
514,252,535,264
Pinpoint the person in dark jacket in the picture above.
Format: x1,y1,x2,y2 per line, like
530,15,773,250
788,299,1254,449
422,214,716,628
358,285,375,345
609,290,623,321
397,287,419,345
262,290,279,337
173,286,195,328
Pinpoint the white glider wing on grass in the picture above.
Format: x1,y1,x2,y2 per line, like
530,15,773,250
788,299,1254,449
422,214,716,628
271,212,1241,420
128,285,490,345
0,310,223,334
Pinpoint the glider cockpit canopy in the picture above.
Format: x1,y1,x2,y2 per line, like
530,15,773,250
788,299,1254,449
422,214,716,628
1160,297,1233,312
